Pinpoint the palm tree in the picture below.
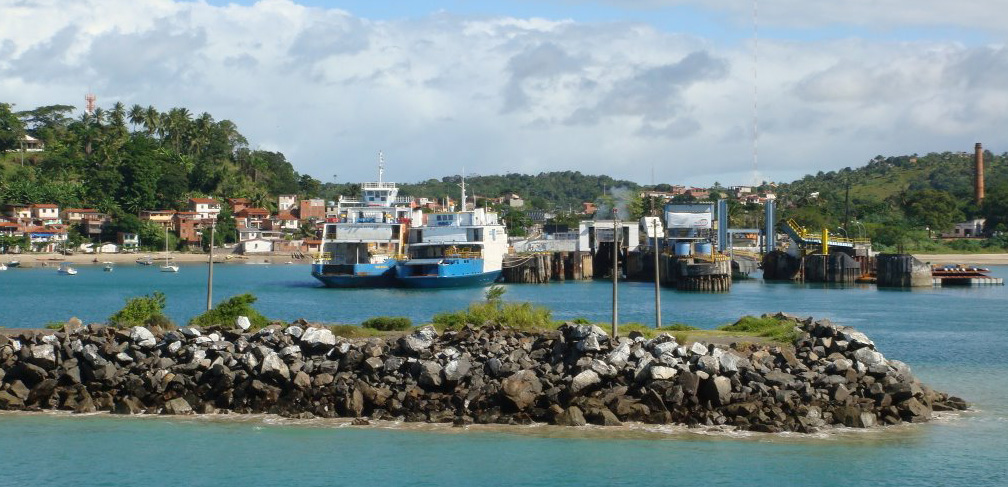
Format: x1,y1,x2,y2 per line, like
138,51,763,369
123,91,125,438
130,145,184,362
143,105,160,137
128,104,145,132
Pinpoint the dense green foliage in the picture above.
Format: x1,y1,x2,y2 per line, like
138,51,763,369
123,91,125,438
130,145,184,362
108,292,173,329
718,316,799,343
775,152,1008,250
361,316,413,331
189,293,270,330
0,102,324,217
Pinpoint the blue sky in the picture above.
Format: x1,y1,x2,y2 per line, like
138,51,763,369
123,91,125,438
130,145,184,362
3,0,1007,186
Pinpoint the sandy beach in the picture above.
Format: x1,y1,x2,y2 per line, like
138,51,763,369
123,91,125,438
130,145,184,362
2,252,312,266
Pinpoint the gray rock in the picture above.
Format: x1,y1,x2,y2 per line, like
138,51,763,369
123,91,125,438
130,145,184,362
115,352,134,364
443,358,472,383
130,326,157,349
27,344,56,369
167,341,182,355
364,356,385,373
568,324,608,340
179,327,202,338
718,352,749,374
235,316,252,331
700,376,732,406
852,347,886,367
485,357,503,377
501,370,542,410
605,342,631,369
840,329,874,349
649,365,678,381
689,342,709,356
64,317,85,334
633,356,654,383
279,345,302,359
383,356,405,373
588,359,617,378
260,352,290,382
399,325,438,354
577,334,602,352
554,406,587,426
697,355,719,374
298,328,338,350
163,397,193,415
652,341,678,358
418,360,443,388
570,370,600,395
764,370,795,387
0,390,24,409
284,326,304,339
293,371,311,390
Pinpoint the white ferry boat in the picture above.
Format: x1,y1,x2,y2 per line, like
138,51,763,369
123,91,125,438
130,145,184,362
312,154,421,287
395,180,508,288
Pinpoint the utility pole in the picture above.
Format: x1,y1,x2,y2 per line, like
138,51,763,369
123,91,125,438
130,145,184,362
206,220,215,311
653,218,661,328
611,208,619,338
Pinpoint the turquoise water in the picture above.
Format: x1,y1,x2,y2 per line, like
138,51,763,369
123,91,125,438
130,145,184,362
1,264,1007,486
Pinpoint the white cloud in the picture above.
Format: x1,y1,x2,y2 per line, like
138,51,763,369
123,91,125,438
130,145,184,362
2,0,1007,189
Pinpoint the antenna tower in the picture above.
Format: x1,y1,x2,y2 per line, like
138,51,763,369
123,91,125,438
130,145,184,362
378,151,384,183
751,0,760,186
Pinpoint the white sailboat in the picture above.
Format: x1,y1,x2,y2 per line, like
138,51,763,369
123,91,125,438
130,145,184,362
57,262,78,275
160,227,179,272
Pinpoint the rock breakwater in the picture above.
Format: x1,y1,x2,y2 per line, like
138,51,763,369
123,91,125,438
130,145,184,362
0,313,967,433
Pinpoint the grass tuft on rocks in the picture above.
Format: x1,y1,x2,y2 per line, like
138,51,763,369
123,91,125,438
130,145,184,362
108,292,175,329
433,301,552,331
718,315,799,343
189,293,270,330
361,316,413,331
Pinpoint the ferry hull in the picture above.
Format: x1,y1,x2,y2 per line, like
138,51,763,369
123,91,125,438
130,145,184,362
397,270,501,288
311,263,397,288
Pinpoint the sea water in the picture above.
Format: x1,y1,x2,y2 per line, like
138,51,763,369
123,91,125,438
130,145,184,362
1,264,1006,486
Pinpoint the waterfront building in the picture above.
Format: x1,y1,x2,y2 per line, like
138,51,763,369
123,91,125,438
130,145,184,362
188,198,221,221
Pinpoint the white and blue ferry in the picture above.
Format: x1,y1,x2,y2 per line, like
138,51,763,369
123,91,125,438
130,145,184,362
395,181,509,288
312,155,420,288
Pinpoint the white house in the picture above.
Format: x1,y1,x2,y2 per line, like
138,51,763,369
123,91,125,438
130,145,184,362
278,194,298,212
31,204,61,224
241,238,273,254
188,198,221,220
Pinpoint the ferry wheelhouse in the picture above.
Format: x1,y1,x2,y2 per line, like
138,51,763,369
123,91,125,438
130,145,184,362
312,155,420,287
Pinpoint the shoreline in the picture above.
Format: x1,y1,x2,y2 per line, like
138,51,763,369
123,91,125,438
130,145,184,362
0,408,964,442
2,252,311,265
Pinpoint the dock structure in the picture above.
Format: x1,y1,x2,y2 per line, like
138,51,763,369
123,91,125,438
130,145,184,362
658,252,732,292
931,265,1004,286
876,254,933,287
500,251,593,283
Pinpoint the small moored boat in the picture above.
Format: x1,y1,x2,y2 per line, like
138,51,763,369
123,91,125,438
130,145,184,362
103,262,114,272
57,263,78,275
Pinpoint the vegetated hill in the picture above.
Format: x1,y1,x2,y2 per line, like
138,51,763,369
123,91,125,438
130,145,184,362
774,150,1008,232
398,171,640,211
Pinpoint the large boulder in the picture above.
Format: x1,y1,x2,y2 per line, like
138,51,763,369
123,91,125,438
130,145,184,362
570,370,600,396
399,326,438,355
852,347,886,367
443,358,472,383
260,352,290,383
700,376,732,406
163,397,193,415
417,360,443,388
649,365,678,381
501,370,542,410
130,327,157,349
554,406,587,426
605,342,631,369
27,344,57,370
235,316,252,331
300,327,336,351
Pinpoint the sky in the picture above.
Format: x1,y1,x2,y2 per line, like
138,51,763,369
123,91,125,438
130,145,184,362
2,0,1006,187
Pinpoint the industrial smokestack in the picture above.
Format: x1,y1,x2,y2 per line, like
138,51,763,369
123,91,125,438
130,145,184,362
975,142,985,204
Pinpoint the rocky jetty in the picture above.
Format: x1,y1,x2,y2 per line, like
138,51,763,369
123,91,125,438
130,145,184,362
0,314,967,433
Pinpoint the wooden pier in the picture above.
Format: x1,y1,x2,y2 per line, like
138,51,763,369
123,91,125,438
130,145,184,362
501,251,593,283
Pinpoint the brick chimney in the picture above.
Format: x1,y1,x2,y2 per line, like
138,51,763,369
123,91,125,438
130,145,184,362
975,142,985,204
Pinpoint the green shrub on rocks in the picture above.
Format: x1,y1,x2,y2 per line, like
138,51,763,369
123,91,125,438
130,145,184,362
719,315,798,343
189,293,270,330
361,316,413,331
433,301,552,331
108,292,174,329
